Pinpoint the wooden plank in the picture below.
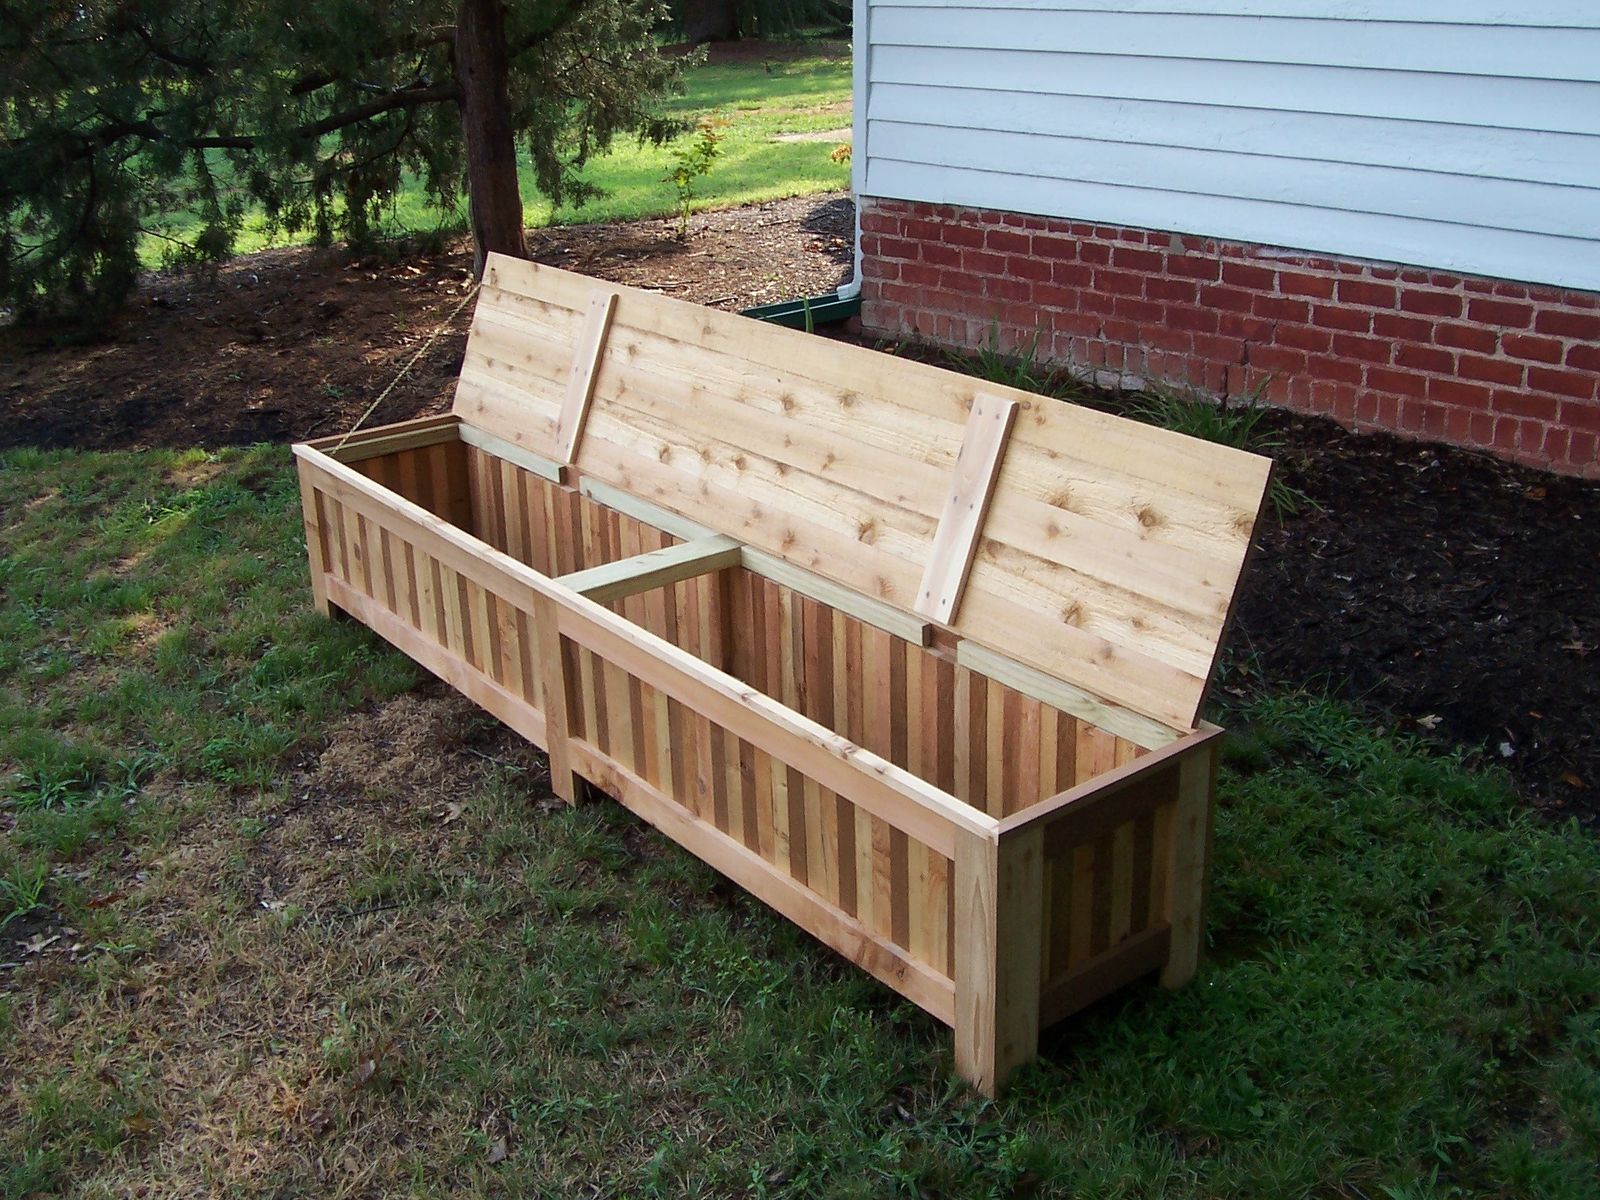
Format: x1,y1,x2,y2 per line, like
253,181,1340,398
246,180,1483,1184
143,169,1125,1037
555,534,740,605
302,414,460,462
1038,923,1171,1028
458,420,566,484
295,465,333,617
554,289,618,464
568,739,956,1024
916,394,1018,624
955,640,1181,751
997,724,1221,837
327,576,546,750
953,826,1044,1097
1160,741,1219,989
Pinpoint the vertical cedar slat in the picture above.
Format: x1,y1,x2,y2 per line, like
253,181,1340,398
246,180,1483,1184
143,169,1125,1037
985,676,1005,817
1090,835,1114,957
1110,821,1135,946
709,723,732,835
396,447,422,508
1130,811,1155,934
1069,842,1094,967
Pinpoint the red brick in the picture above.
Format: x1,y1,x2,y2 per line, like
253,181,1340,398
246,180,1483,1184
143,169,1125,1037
923,242,962,269
1166,303,1219,335
862,257,897,281
1332,333,1393,365
1529,365,1598,399
899,262,941,288
1145,276,1199,304
1053,262,1094,288
1250,345,1309,374
1112,296,1164,323
1279,271,1337,299
941,224,986,249
1566,342,1600,372
1221,262,1275,290
1365,366,1429,398
941,269,982,296
903,218,943,242
1304,354,1365,386
1143,326,1195,355
1396,344,1455,374
963,249,1005,275
984,276,1033,303
1371,311,1433,341
1457,354,1524,387
1501,333,1563,363
1400,290,1463,318
1217,313,1274,341
1535,309,1600,339
1432,323,1498,354
986,228,1031,254
1192,334,1246,363
1032,235,1078,260
1276,323,1332,353
1198,285,1254,313
1492,391,1559,422
1312,304,1373,333
1007,255,1055,284
1563,402,1600,434
1093,269,1144,297
1080,242,1112,265
1112,246,1164,272
1167,255,1221,281
1033,283,1080,310
1467,297,1533,328
1255,296,1312,323
1337,279,1398,308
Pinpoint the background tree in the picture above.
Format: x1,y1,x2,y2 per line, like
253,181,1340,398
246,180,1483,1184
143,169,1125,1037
669,0,850,44
0,0,686,322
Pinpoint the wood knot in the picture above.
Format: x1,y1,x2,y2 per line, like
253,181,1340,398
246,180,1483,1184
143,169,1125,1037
733,454,748,471
856,518,877,544
838,391,857,409
1048,489,1073,510
656,444,671,463
1136,505,1163,529
781,528,798,550
1060,602,1085,626
779,392,797,413
1046,520,1062,539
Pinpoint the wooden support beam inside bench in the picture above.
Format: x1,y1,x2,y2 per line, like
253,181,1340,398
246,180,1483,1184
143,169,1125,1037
553,289,618,464
916,394,1018,625
556,534,741,605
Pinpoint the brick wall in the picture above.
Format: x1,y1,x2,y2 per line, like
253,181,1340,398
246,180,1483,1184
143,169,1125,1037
859,197,1600,478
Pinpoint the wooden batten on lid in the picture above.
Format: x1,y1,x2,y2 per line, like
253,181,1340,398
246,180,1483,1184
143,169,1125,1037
452,255,1273,733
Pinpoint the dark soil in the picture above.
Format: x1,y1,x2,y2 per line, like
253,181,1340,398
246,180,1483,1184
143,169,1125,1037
2,192,1596,828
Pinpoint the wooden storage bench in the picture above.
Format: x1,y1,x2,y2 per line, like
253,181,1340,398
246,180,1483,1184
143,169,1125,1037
292,256,1272,1095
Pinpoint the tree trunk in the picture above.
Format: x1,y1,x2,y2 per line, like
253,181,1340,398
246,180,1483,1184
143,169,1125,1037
455,0,526,275
679,0,739,43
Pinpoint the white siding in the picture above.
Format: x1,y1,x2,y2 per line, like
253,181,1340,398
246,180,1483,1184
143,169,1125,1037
856,1,1600,290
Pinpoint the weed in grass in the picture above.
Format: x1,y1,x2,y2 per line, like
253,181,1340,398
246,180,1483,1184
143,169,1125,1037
1130,383,1312,517
0,860,48,929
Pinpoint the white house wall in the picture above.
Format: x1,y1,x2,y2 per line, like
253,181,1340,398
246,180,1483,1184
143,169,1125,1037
856,1,1600,290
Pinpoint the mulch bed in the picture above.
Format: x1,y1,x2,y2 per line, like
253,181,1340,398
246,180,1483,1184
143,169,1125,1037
2,193,1595,827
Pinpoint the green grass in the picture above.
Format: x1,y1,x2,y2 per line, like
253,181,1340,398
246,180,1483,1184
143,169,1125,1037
3,446,1599,1196
145,53,853,264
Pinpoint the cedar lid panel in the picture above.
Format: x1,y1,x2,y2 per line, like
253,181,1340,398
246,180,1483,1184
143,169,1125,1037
454,256,1272,731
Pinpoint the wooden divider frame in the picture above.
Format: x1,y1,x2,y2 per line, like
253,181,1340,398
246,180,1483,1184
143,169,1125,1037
293,408,1233,1097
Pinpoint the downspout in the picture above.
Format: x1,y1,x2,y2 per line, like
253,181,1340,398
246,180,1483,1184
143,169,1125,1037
738,0,866,328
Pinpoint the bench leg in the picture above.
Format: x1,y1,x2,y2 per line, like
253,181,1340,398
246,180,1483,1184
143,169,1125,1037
954,827,1044,1097
531,594,582,805
1160,744,1219,989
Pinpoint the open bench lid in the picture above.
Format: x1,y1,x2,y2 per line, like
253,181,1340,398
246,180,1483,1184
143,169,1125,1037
454,255,1273,733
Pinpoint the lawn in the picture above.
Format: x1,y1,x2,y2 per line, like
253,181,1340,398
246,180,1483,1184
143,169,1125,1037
3,444,1598,1198
145,52,853,265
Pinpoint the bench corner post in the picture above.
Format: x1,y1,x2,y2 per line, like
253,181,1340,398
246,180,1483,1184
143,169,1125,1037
953,824,1044,1098
294,456,334,619
530,593,582,805
1159,739,1220,990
